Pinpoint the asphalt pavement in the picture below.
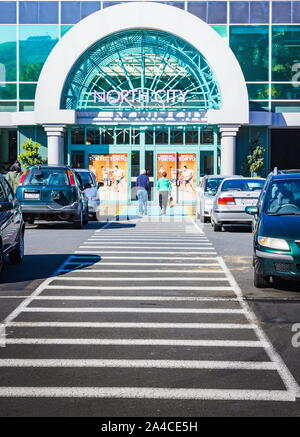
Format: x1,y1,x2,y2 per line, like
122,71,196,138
0,214,299,416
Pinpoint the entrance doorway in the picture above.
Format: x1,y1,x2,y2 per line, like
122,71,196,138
271,129,300,170
68,125,220,202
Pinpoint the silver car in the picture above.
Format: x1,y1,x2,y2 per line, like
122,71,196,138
211,177,266,232
197,175,241,223
76,169,100,220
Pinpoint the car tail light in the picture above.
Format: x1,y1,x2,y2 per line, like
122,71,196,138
67,170,75,186
19,169,28,185
218,196,236,205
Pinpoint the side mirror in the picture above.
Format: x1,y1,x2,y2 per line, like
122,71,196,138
0,201,13,212
207,189,216,196
97,182,104,189
83,183,92,189
245,206,259,216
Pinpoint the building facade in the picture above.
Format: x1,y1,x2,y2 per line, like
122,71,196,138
0,0,300,201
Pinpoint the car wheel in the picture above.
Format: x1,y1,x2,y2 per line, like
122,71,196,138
9,231,24,264
91,212,98,221
73,211,83,229
213,222,222,232
83,208,89,225
254,270,270,288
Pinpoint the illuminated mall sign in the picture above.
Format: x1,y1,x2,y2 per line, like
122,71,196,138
93,88,190,105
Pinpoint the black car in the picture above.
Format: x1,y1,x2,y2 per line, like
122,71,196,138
0,175,25,273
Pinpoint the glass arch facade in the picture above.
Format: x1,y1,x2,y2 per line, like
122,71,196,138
61,29,222,112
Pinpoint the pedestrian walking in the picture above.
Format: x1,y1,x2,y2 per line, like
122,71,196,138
136,169,150,216
157,171,172,215
5,161,22,192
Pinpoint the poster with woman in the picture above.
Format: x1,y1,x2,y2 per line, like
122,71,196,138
89,153,128,200
177,154,197,201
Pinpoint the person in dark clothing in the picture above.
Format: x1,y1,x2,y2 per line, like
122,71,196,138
136,169,150,216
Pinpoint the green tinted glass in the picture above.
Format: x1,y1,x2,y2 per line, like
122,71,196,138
61,25,73,37
0,101,17,111
211,25,227,40
271,84,300,100
0,83,16,99
0,25,16,81
19,25,59,81
230,26,269,81
19,83,37,100
247,83,269,99
272,26,300,81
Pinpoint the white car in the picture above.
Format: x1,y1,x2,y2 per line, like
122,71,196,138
76,169,101,220
211,177,266,232
197,175,241,223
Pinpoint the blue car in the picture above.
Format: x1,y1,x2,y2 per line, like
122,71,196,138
246,169,300,288
0,175,25,273
16,165,89,229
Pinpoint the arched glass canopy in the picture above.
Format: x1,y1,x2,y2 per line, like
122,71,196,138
61,29,222,111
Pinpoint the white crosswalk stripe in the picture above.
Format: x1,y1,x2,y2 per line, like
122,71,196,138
1,216,300,404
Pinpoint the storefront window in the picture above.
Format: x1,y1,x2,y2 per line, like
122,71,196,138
0,83,16,100
81,2,100,19
201,127,214,144
86,128,100,145
19,83,37,100
0,25,16,81
71,127,84,144
230,25,269,81
19,25,59,81
170,127,184,144
247,83,269,100
185,128,199,144
271,102,300,113
155,128,169,145
272,26,300,81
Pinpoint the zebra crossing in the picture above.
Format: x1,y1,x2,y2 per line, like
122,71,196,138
0,216,299,405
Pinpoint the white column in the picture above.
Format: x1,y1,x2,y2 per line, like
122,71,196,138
218,125,240,175
43,125,66,165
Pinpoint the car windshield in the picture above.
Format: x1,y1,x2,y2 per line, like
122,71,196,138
24,168,69,186
265,179,300,215
77,171,94,186
221,179,265,192
205,178,223,192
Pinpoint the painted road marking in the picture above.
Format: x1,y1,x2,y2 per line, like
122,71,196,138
23,307,244,314
7,322,250,329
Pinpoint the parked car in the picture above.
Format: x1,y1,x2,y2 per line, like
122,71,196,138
196,175,241,222
0,175,24,273
246,170,300,288
16,165,89,229
75,169,100,220
211,177,265,232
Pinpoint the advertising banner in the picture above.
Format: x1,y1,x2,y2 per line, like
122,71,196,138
177,153,197,202
89,153,128,201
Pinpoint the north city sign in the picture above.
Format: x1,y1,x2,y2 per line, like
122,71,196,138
93,88,190,105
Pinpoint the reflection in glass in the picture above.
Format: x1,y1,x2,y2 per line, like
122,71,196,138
272,26,300,81
19,25,59,81
230,25,269,81
0,83,16,100
0,25,16,81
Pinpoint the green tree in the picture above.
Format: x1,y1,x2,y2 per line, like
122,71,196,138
18,138,47,168
246,139,265,176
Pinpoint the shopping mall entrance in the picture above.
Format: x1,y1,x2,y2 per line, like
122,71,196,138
68,125,220,203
